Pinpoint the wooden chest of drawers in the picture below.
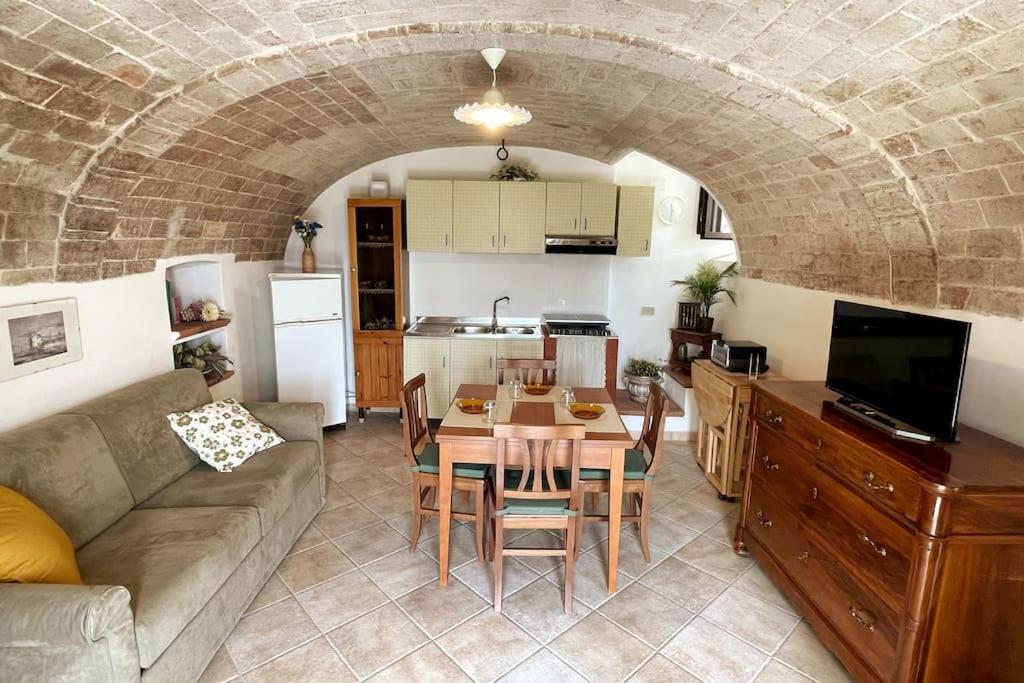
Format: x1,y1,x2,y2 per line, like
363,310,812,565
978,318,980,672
735,381,1024,682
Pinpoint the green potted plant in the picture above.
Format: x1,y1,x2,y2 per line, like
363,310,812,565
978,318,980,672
174,340,233,383
624,358,663,404
490,163,538,182
671,260,738,333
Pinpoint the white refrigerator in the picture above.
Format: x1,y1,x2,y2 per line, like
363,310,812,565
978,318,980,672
269,273,347,427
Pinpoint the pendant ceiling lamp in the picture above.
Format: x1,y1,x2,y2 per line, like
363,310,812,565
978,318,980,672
453,48,532,130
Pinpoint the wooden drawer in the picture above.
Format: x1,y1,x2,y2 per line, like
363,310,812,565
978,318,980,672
753,426,915,610
754,392,921,522
747,482,899,681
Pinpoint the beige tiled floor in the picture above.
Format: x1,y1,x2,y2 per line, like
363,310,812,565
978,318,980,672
200,414,853,683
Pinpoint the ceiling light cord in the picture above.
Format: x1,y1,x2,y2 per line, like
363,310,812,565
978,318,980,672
492,68,497,88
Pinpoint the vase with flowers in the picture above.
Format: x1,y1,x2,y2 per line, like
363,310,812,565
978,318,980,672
293,217,324,273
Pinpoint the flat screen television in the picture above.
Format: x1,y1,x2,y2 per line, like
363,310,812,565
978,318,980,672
825,300,971,443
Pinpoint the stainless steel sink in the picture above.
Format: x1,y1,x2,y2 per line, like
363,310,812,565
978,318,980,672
494,326,536,335
451,325,493,334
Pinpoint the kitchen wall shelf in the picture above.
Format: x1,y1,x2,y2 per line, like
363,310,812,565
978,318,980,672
171,317,231,345
204,370,235,387
359,287,395,294
357,241,393,248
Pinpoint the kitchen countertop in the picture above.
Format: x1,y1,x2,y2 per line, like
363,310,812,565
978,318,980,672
405,316,544,340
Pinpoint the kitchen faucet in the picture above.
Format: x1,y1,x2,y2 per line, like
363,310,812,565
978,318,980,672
491,296,510,333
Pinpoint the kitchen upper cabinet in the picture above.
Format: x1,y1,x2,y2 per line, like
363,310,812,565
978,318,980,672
453,181,499,253
580,183,618,236
406,180,453,252
545,182,583,235
498,182,546,254
403,337,450,419
496,339,543,359
448,339,497,400
616,186,656,256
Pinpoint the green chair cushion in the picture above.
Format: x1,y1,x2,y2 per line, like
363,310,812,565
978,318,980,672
493,470,575,517
411,442,489,479
578,448,650,481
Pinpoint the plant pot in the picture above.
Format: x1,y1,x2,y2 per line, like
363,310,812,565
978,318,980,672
624,374,660,404
301,245,316,273
696,316,715,333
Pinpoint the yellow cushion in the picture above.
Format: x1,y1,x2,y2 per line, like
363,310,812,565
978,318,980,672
0,485,82,584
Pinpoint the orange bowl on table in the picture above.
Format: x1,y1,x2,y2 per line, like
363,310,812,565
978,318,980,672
569,403,605,420
457,398,485,414
523,384,553,396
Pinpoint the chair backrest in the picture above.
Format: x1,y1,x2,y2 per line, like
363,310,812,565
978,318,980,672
400,373,431,469
496,358,557,385
637,382,669,477
493,423,585,512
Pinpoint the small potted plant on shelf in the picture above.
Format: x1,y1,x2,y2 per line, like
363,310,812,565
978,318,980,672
624,358,663,404
671,260,737,333
174,341,233,385
490,163,539,182
292,217,325,273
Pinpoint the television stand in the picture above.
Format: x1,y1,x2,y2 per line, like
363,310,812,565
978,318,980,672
830,396,936,443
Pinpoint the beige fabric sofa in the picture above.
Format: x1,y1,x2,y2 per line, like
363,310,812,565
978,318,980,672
0,369,325,682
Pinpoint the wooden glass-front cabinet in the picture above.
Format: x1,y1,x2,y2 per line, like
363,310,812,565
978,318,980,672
348,198,404,419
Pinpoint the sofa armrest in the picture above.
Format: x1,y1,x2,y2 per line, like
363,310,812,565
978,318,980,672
244,401,326,499
0,584,139,681
243,401,324,443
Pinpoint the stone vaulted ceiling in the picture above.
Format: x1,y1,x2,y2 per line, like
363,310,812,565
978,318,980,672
0,2,1023,317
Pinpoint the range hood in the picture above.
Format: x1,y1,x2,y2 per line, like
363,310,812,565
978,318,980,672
545,236,617,255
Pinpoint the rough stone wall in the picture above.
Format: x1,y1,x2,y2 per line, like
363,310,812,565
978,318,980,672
0,2,1022,317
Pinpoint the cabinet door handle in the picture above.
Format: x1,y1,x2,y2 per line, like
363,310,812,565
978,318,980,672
583,217,588,232
644,239,649,252
764,409,784,425
442,356,446,368
444,234,449,246
503,234,506,247
755,510,772,528
815,437,823,450
863,471,895,493
489,357,493,368
797,551,809,562
573,218,577,232
760,455,780,471
860,533,888,557
849,606,876,632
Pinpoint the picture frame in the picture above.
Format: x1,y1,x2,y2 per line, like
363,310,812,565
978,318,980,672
0,298,83,382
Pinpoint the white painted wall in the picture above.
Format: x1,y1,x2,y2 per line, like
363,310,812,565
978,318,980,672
287,146,617,398
718,277,1024,447
0,256,279,432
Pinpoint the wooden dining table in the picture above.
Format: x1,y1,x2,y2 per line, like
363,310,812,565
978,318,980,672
435,384,634,593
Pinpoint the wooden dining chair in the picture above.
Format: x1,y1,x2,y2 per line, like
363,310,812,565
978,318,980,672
400,374,491,561
496,358,557,385
575,382,668,562
491,423,585,613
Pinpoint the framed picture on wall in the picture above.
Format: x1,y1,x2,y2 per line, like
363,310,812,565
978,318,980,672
0,298,83,382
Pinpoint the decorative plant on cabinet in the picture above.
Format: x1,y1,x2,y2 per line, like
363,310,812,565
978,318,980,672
671,260,737,332
348,198,404,420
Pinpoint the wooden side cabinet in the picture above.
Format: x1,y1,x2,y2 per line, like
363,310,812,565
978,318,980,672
691,359,757,500
348,197,404,419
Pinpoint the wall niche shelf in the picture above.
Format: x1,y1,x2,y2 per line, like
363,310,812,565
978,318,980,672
205,370,235,387
171,317,231,345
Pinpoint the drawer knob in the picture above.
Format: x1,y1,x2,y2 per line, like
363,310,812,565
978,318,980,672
849,606,876,632
814,437,823,450
797,551,809,562
761,455,780,471
860,533,888,557
764,409,784,425
863,471,895,493
755,510,772,528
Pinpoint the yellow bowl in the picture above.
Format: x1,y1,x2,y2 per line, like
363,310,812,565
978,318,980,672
457,398,485,415
523,384,553,396
569,403,605,420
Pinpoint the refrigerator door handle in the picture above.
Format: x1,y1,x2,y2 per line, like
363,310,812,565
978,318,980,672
274,317,341,328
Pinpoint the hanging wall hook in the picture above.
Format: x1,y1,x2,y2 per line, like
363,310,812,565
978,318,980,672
496,139,509,161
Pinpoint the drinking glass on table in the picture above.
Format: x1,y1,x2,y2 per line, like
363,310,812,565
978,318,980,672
483,400,497,424
561,387,575,407
510,379,523,399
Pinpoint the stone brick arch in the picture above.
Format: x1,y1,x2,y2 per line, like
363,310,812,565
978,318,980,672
1,4,1020,315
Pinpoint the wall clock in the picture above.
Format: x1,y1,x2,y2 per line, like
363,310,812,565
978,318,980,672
657,195,685,225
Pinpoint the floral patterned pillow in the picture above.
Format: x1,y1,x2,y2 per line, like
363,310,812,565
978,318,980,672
167,398,284,472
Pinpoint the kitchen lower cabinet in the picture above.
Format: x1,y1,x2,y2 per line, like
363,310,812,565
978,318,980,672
580,183,618,236
498,182,546,253
354,335,403,410
453,181,499,253
406,180,453,252
616,186,655,256
448,339,496,401
403,337,450,419
496,339,543,359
